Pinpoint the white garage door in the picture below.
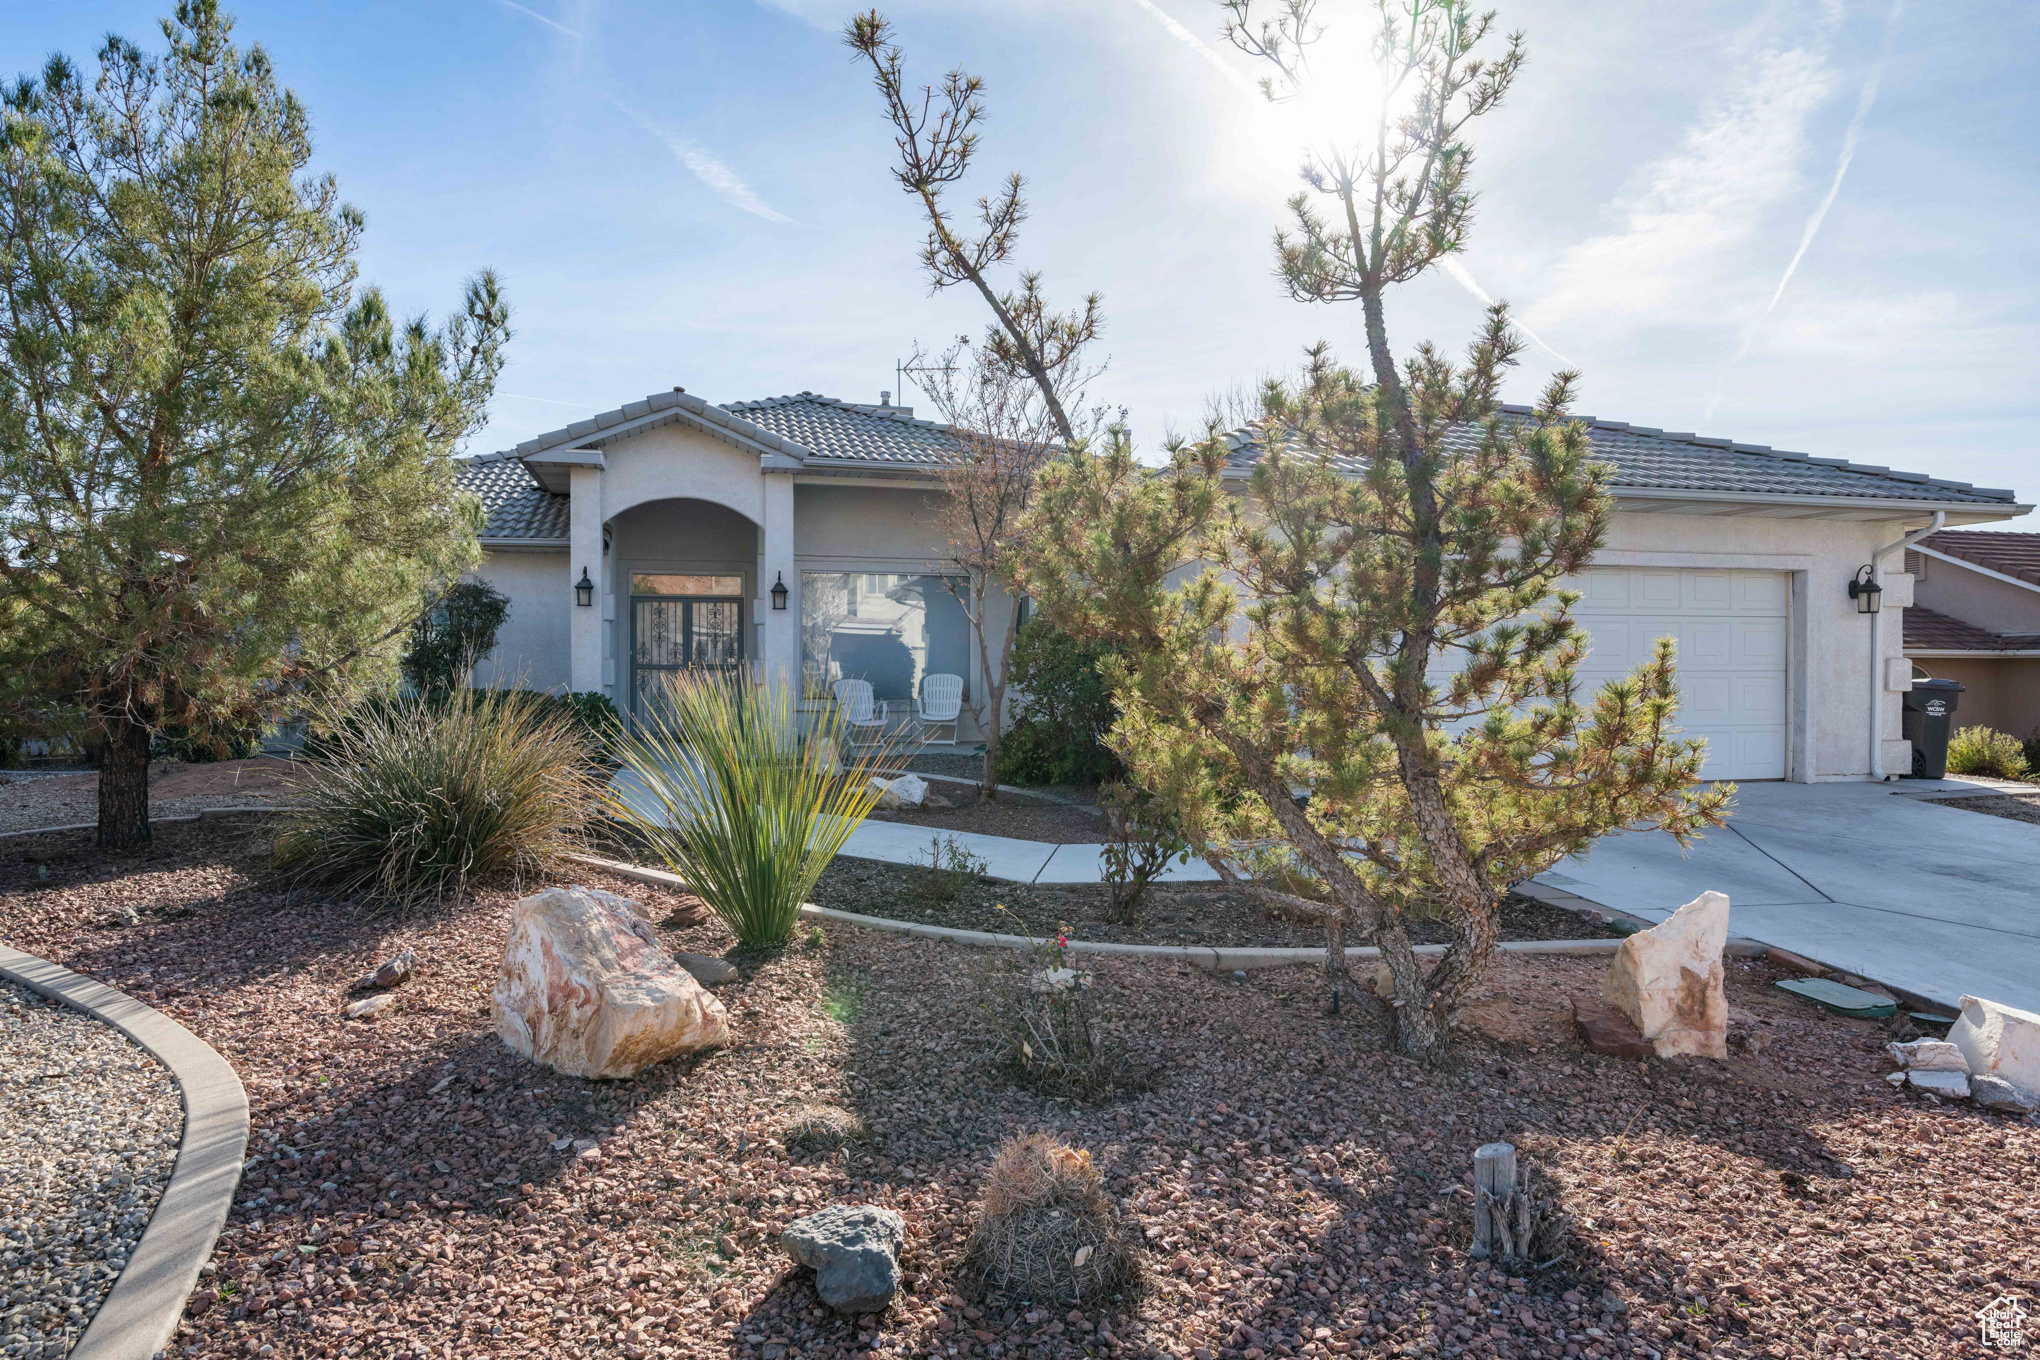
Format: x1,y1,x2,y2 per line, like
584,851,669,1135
1570,568,1789,781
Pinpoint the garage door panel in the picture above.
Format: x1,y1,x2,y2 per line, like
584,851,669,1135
1576,567,1789,782
1686,572,1734,609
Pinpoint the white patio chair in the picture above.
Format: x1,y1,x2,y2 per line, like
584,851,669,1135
831,678,889,749
916,672,964,745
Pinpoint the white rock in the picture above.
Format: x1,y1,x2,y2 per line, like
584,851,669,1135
1883,1071,1906,1086
343,994,394,1020
1905,1069,1971,1099
1885,1039,1968,1072
866,774,928,810
1602,890,1729,1060
1948,994,2040,1093
492,886,728,1079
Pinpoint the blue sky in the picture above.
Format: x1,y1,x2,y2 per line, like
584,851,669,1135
9,0,2038,506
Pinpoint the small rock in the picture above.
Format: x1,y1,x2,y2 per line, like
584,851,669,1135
1905,1069,1970,1099
102,903,140,928
344,994,395,1020
1570,995,1652,1061
1886,1039,1966,1072
1883,1071,1906,1087
922,791,956,811
353,949,418,993
867,774,928,810
782,1205,905,1314
1970,1074,2039,1115
674,952,739,987
1231,970,1247,985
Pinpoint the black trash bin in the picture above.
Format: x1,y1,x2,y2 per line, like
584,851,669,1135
1902,678,1965,779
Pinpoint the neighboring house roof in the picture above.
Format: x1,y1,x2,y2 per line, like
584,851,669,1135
1903,605,2040,654
457,387,2022,541
1918,530,2040,587
1223,408,2018,506
459,452,568,542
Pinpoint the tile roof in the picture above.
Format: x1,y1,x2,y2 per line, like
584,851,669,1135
460,387,2023,539
1224,407,2019,506
456,453,568,541
1920,530,2040,586
1903,605,2040,653
719,393,967,466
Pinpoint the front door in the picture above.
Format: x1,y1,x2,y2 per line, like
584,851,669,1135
631,573,745,726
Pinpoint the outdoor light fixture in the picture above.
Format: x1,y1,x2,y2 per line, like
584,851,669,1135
575,567,595,607
771,571,788,610
1848,565,1882,615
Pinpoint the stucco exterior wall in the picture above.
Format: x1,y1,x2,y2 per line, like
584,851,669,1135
1596,507,1926,780
1911,656,2040,741
1914,558,2040,634
471,550,571,693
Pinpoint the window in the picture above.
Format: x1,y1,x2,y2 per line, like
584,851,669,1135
632,573,744,596
802,571,970,702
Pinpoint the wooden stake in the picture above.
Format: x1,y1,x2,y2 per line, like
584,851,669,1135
1472,1142,1516,1260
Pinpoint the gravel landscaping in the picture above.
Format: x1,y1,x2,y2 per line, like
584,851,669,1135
864,786,1107,845
1928,791,2040,827
811,858,1630,948
1,977,183,1359
3,818,2037,1360
0,758,296,835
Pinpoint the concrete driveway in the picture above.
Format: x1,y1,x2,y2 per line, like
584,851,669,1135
1532,779,2040,1013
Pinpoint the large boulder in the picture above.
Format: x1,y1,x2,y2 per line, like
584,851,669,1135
1948,994,2040,1093
1602,891,1729,1060
493,886,728,1079
782,1205,904,1314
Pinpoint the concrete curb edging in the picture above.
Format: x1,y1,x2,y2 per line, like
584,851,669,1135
0,806,281,842
0,946,249,1360
566,853,1713,970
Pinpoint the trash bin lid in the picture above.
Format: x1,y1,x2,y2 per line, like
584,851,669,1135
1910,678,1965,692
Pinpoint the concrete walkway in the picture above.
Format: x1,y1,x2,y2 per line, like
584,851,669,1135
1531,778,2040,1013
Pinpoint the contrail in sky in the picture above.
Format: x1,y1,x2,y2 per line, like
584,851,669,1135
606,97,796,224
491,0,579,38
1123,0,1571,367
1708,0,1905,415
1127,0,1261,94
1439,257,1574,368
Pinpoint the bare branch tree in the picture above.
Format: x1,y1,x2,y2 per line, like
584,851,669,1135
846,11,1109,795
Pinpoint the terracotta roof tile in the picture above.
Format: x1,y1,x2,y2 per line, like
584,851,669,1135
1920,530,2040,586
1903,605,2040,652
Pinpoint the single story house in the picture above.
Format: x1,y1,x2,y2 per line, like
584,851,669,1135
1903,530,2040,739
457,385,2029,783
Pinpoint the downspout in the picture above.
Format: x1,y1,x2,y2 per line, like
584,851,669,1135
1866,510,1945,780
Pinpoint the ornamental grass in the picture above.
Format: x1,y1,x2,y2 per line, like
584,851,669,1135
273,684,603,908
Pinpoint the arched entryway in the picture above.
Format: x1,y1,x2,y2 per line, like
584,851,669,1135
606,497,759,726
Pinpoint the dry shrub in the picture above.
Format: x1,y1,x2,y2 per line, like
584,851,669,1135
965,1134,1142,1305
780,1103,869,1154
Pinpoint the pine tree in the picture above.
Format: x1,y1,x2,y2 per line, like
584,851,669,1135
1015,1,1730,1056
0,1,509,846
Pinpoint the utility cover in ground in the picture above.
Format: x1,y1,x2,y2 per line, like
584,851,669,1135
1775,977,1897,1019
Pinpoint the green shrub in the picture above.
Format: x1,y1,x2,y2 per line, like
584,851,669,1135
402,580,510,695
996,621,1122,787
1946,725,2031,780
274,685,602,907
607,676,897,948
2024,730,2040,781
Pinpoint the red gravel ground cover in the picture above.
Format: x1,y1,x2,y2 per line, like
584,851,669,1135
3,816,2037,1360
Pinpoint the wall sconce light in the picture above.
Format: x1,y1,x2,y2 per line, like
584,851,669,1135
770,571,789,611
575,567,595,607
1848,565,1882,615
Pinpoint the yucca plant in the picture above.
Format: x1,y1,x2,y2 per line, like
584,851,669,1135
275,685,603,907
607,672,899,947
